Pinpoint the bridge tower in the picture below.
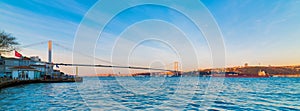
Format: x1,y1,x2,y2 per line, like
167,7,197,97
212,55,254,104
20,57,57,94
48,40,52,63
48,40,53,76
174,61,179,71
173,61,181,76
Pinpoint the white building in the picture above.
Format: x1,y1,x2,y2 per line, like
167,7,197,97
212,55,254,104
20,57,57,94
0,56,53,79
11,66,41,80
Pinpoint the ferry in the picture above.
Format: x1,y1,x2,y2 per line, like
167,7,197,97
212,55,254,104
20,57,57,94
212,70,270,78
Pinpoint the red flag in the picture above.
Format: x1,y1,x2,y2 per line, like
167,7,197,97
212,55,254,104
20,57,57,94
15,51,22,58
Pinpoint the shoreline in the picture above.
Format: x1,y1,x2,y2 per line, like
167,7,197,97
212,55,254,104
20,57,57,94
0,78,82,89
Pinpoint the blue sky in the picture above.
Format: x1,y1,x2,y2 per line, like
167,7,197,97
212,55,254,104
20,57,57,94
1,0,300,74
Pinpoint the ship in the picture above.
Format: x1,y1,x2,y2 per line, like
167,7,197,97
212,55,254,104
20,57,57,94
212,70,270,78
132,71,182,77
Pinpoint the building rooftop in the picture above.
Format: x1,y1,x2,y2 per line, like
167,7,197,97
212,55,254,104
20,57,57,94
10,66,36,70
30,64,46,67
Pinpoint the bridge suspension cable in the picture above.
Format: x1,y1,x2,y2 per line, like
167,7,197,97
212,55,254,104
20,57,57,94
53,63,175,72
52,42,175,71
19,40,174,71
19,41,113,64
20,41,48,48
53,42,116,65
151,62,174,69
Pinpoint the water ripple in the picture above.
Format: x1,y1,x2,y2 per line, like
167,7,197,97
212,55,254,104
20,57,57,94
0,77,300,110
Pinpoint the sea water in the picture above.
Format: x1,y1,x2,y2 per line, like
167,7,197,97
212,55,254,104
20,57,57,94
0,77,299,110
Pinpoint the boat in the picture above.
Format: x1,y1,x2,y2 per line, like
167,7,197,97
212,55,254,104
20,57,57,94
212,70,270,78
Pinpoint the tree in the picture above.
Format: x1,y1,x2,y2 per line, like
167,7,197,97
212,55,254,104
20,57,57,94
0,31,19,54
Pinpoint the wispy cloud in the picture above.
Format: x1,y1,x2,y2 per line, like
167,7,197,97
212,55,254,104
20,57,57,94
1,0,300,74
31,0,87,16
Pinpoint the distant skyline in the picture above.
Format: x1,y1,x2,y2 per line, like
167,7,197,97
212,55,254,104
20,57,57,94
1,0,300,74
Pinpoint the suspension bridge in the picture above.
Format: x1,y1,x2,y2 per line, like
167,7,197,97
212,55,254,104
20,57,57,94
19,40,180,75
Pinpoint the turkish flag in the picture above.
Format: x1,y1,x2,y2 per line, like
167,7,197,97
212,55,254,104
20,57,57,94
15,51,22,58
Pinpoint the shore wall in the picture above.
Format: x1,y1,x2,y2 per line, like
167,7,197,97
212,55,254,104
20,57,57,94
0,80,39,89
0,78,81,89
272,74,300,77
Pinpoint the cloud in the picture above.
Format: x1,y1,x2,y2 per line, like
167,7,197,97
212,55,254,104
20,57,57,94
5,0,299,74
0,3,78,44
0,2,80,74
31,0,88,16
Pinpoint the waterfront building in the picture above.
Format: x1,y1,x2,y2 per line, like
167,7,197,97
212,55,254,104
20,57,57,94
0,57,20,78
52,69,64,79
0,55,59,80
11,66,41,80
30,64,47,78
295,66,300,71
